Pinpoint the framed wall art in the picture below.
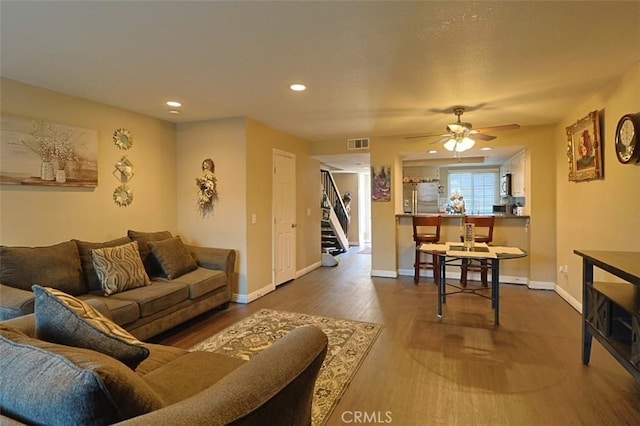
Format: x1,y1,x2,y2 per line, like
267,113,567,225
566,110,603,182
0,114,98,187
371,165,391,202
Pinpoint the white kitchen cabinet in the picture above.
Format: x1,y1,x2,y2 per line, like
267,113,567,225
510,150,526,196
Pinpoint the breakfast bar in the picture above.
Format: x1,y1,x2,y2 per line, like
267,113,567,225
396,214,531,285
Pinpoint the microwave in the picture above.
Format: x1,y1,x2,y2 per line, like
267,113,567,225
500,173,512,197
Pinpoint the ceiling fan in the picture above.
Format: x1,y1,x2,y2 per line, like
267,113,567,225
405,107,520,152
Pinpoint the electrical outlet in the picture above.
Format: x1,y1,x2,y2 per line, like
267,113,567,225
251,214,257,224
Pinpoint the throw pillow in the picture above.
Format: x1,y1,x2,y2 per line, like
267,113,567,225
0,241,86,295
0,324,164,425
33,285,149,369
73,236,132,292
91,241,151,296
147,236,198,279
127,230,173,277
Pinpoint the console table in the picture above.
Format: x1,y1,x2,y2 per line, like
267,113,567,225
574,250,640,381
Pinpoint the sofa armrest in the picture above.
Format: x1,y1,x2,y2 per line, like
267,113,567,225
118,325,328,426
186,246,235,298
0,283,35,321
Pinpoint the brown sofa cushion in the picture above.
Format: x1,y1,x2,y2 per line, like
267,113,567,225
164,267,227,299
0,241,85,295
128,230,173,277
147,236,198,279
33,285,149,369
73,236,132,292
91,241,151,296
0,324,164,425
110,282,189,318
142,351,245,405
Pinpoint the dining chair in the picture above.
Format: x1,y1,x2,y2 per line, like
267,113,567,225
412,215,441,285
460,216,495,287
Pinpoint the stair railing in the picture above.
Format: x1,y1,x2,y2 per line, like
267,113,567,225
321,169,349,235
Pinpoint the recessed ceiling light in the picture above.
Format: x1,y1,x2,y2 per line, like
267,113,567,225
167,110,181,115
428,150,438,154
480,147,492,151
289,83,306,92
166,101,182,108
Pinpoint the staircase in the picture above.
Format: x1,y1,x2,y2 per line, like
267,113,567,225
321,170,349,254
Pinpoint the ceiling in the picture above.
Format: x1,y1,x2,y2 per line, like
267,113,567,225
1,1,639,171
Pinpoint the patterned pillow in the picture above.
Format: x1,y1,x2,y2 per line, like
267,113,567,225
33,285,149,369
91,241,151,296
147,236,198,279
0,324,163,425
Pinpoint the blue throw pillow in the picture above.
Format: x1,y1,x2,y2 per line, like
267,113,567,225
0,324,164,425
33,285,149,369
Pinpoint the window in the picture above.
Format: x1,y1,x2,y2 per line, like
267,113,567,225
447,169,499,214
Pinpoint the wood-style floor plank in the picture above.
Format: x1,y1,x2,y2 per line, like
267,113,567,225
154,247,640,425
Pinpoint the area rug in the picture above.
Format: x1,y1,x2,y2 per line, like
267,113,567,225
190,309,383,426
357,246,371,254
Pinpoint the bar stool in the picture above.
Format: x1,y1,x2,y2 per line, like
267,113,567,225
412,216,441,285
460,216,495,287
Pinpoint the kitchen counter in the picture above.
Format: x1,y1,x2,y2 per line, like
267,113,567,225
396,213,530,219
396,213,530,285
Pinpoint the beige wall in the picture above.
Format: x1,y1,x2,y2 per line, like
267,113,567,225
555,62,640,308
176,118,248,294
246,119,321,290
0,78,177,245
177,118,321,301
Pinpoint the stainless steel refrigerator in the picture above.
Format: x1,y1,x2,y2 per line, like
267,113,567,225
403,182,440,214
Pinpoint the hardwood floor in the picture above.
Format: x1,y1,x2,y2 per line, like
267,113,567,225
155,247,640,425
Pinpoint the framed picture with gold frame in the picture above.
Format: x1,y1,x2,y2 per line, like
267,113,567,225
566,110,603,182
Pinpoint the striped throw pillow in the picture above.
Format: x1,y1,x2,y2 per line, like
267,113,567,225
91,241,151,296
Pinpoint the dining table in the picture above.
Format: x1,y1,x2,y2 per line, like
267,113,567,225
420,242,527,325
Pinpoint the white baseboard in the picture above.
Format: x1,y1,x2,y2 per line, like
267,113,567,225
296,261,322,278
371,269,398,278
232,283,276,304
528,280,555,291
397,268,528,285
554,284,582,313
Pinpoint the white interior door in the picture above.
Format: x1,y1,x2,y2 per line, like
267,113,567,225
273,150,296,286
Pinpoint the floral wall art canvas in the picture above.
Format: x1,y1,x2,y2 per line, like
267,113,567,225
0,114,98,187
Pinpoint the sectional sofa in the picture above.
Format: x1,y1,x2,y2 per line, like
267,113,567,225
0,230,235,340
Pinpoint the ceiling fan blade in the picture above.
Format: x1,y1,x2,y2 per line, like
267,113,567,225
429,136,451,145
471,133,496,141
404,132,449,140
475,123,520,133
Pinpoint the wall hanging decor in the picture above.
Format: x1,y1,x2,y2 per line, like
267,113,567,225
112,156,134,207
566,110,603,182
113,184,134,207
196,158,218,217
0,114,98,187
371,165,391,202
113,128,133,150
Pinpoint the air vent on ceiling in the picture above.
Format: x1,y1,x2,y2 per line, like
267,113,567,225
347,138,370,150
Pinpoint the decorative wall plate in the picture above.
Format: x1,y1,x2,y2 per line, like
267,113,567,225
113,128,133,150
113,156,134,183
113,185,133,207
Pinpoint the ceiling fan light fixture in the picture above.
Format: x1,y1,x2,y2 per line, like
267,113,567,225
459,136,476,151
444,139,457,151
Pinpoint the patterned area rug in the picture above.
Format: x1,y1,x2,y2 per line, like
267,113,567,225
190,309,383,426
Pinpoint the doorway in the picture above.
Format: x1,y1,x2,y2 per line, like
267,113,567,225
273,149,296,286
